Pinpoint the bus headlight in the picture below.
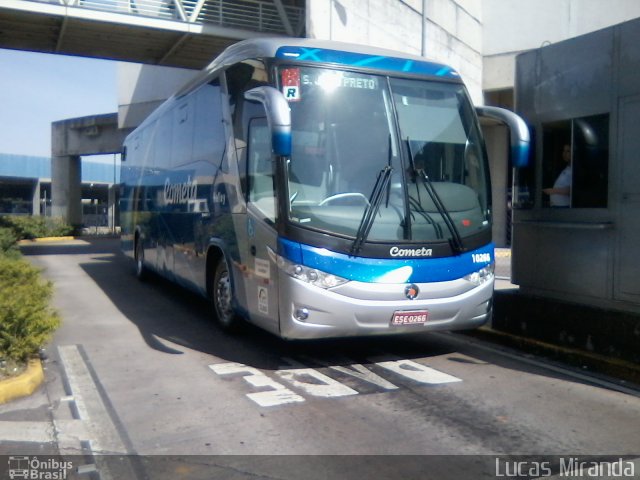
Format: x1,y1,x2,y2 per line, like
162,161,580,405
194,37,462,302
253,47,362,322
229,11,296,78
464,263,495,286
277,256,349,289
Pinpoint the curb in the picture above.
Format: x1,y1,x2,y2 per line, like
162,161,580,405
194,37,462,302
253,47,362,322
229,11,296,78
464,327,640,386
0,358,44,405
17,236,76,245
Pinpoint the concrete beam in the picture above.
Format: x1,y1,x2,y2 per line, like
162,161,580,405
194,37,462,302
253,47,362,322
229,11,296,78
51,113,132,225
52,113,131,157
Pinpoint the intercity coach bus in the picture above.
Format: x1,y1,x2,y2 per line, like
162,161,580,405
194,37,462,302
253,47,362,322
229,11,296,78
120,38,529,339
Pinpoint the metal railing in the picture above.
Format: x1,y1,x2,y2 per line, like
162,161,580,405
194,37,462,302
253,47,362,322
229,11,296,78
19,0,304,35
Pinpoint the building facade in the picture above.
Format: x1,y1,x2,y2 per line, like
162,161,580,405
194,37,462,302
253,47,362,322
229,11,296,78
116,0,640,246
3,0,640,241
0,153,119,228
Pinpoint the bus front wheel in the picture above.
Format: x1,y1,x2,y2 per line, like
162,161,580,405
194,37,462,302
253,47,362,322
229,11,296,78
212,259,239,332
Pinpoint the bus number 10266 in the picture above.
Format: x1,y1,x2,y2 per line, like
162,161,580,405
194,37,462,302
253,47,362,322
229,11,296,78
472,253,491,263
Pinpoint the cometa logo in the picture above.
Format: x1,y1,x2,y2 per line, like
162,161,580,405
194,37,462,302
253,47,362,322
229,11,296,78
389,246,433,257
164,177,198,205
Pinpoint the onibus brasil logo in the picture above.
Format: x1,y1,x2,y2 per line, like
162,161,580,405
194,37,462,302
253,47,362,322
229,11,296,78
7,456,73,480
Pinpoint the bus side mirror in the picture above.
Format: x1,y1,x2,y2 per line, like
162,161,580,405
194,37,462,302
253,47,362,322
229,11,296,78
244,86,292,157
476,106,530,168
121,146,127,162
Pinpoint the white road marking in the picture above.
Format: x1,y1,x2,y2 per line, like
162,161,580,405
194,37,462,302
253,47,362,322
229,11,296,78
57,344,139,480
329,363,399,390
296,355,400,390
77,464,98,475
209,362,305,407
53,419,88,448
370,358,462,385
275,368,358,398
58,345,127,454
0,421,54,443
209,356,462,407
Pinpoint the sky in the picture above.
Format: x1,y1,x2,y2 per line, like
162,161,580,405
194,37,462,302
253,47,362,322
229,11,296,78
0,48,118,161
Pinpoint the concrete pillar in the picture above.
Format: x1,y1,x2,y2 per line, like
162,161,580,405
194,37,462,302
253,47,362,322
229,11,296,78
108,184,117,231
52,155,82,226
51,113,131,228
32,180,41,216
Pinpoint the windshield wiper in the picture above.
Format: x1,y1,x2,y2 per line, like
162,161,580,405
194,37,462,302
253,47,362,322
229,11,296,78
406,138,464,253
408,196,444,239
351,165,393,255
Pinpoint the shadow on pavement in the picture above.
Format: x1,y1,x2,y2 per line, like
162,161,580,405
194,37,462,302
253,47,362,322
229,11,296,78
69,239,461,371
25,237,626,391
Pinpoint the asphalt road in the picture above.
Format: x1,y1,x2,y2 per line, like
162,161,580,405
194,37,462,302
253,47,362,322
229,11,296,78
1,238,639,479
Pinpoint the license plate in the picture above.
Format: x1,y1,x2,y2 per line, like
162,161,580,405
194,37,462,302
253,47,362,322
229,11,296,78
391,310,429,326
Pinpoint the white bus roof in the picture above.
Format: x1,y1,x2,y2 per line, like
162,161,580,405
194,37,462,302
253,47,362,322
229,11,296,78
204,37,460,80
135,37,463,134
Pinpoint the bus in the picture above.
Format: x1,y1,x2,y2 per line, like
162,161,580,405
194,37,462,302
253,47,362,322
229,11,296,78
120,38,529,339
8,456,29,479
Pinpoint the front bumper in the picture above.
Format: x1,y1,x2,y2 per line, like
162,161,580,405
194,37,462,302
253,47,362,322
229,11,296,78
277,272,493,339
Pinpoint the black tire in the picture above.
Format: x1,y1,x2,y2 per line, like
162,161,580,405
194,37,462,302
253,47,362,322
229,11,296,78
134,238,147,281
211,258,240,332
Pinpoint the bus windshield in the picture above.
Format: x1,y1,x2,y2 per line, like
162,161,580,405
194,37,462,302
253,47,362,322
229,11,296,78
282,65,489,247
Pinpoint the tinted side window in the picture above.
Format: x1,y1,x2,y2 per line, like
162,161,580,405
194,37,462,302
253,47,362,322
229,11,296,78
172,101,194,168
192,79,225,164
224,59,269,198
573,114,609,208
155,114,173,170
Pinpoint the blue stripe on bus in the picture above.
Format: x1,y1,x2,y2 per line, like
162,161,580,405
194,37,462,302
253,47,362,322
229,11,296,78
275,47,459,79
277,238,494,284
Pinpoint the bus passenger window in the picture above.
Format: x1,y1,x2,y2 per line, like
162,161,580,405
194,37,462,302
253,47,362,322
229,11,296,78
247,117,276,222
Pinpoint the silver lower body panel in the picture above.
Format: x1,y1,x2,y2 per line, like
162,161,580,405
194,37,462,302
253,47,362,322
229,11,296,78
277,273,493,339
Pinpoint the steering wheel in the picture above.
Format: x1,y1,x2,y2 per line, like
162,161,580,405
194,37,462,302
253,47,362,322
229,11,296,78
318,192,371,207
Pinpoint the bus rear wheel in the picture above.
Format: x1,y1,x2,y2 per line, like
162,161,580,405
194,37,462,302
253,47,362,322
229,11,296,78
212,258,239,332
134,238,147,281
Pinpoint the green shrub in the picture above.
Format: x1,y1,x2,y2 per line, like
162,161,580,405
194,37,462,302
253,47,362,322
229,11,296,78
46,217,75,237
0,227,18,253
0,215,44,239
0,215,73,240
0,255,60,362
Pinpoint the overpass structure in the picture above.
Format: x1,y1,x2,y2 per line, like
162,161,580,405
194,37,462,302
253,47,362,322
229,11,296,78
0,0,304,225
0,0,305,69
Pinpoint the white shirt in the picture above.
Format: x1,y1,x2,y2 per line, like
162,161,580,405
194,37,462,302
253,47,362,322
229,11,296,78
551,166,571,207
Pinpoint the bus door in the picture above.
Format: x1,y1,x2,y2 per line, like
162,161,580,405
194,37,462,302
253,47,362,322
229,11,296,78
241,115,280,333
